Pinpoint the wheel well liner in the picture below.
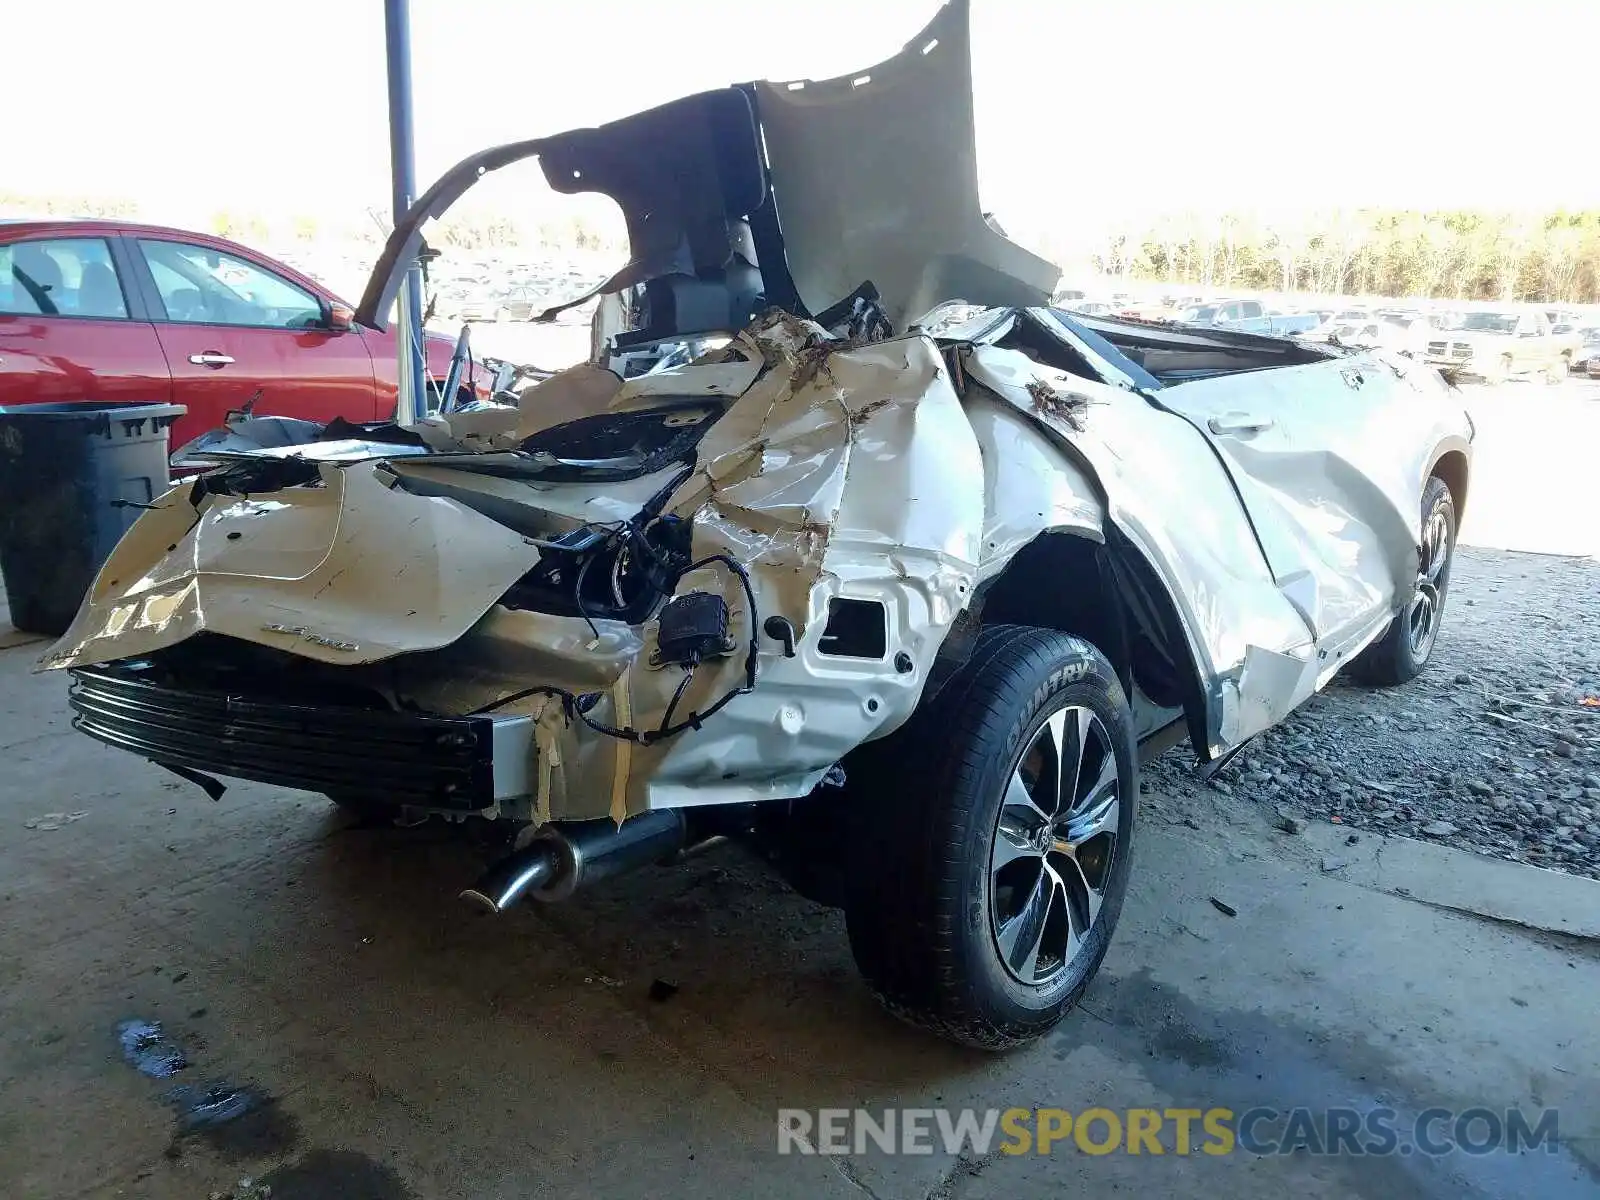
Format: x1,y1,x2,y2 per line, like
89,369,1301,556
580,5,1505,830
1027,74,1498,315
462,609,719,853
963,529,1208,755
1429,448,1469,525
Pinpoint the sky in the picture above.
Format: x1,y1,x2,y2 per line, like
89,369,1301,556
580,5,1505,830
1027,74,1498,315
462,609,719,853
11,0,1600,251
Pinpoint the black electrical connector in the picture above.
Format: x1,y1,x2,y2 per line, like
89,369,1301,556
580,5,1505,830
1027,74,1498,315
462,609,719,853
473,550,762,747
656,592,732,666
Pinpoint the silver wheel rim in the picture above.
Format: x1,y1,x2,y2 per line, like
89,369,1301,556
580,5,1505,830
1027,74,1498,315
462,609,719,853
988,704,1121,987
1408,506,1451,660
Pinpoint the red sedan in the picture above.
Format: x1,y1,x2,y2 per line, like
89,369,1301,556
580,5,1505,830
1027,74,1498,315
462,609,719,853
0,219,470,448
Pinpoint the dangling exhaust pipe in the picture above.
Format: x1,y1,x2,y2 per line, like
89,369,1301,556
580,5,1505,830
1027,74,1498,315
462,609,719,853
461,809,687,914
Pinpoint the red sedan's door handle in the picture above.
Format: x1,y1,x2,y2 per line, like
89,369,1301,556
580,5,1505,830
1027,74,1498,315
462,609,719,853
1207,412,1275,436
188,352,234,368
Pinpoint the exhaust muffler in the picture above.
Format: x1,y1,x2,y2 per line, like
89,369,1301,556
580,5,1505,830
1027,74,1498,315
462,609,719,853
461,809,687,914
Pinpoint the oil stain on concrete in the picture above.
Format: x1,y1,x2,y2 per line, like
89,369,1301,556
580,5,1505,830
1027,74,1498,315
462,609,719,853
258,1149,415,1200
115,1018,301,1164
1061,969,1599,1200
164,1082,301,1161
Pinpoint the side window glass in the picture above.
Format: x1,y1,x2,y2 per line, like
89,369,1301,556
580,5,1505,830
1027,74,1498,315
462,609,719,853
0,237,128,318
138,240,322,329
1240,301,1263,318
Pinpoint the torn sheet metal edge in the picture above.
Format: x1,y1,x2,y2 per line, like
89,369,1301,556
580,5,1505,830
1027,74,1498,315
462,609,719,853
358,316,994,823
750,0,1057,331
609,320,990,818
37,462,542,672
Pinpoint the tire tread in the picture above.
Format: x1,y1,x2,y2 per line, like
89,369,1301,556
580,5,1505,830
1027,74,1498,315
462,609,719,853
845,624,1134,1048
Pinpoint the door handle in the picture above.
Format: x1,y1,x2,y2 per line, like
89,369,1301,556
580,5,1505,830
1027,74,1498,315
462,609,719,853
1207,412,1274,436
188,352,234,368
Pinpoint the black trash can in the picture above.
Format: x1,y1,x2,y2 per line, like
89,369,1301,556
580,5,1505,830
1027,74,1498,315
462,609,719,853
0,402,186,637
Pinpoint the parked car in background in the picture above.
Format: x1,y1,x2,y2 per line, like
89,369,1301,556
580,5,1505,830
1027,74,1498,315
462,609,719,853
1575,328,1600,376
1545,318,1584,362
1179,299,1281,331
1323,318,1386,349
1322,315,1416,354
428,287,472,324
0,220,477,447
1114,302,1173,321
1421,308,1571,382
457,292,510,323
1400,312,1451,354
1175,299,1317,337
1307,307,1375,340
1341,311,1450,356
1266,311,1322,337
502,286,543,321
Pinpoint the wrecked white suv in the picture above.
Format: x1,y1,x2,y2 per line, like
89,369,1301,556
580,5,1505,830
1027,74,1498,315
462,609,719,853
38,1,1471,1047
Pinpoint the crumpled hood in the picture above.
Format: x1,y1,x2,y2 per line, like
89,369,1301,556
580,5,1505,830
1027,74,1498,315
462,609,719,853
36,463,542,673
355,0,1057,335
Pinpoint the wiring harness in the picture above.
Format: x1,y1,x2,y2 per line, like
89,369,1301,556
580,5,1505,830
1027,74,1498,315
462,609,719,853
473,548,761,747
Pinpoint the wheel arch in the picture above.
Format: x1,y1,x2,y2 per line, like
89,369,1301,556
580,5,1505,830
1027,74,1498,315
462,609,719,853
960,527,1211,758
1426,440,1471,526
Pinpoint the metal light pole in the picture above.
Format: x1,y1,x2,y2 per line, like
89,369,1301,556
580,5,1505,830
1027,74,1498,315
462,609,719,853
384,0,426,425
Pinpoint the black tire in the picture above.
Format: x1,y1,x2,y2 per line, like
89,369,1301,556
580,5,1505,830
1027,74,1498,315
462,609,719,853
843,625,1137,1049
1350,476,1456,687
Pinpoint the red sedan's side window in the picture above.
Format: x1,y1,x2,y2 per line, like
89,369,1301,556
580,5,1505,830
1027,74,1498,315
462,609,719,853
137,240,322,330
0,238,129,320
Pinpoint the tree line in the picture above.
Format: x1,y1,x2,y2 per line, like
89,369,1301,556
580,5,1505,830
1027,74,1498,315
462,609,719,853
1079,208,1600,303
8,190,1599,303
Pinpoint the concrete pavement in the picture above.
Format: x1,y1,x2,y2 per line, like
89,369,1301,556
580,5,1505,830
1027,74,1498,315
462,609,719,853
1,635,1596,1199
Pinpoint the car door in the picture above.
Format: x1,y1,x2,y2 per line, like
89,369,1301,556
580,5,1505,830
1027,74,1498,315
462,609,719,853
129,236,377,435
1158,355,1454,670
0,234,171,408
966,315,1327,753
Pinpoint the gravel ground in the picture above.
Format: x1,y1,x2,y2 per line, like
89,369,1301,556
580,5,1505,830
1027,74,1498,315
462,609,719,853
1143,545,1600,879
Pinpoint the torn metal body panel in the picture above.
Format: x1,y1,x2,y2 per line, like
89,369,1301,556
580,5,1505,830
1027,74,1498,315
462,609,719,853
355,1,1053,341
451,316,995,820
42,314,1033,825
751,0,1058,330
41,306,1471,812
959,337,1320,749
40,463,541,671
1157,355,1471,673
